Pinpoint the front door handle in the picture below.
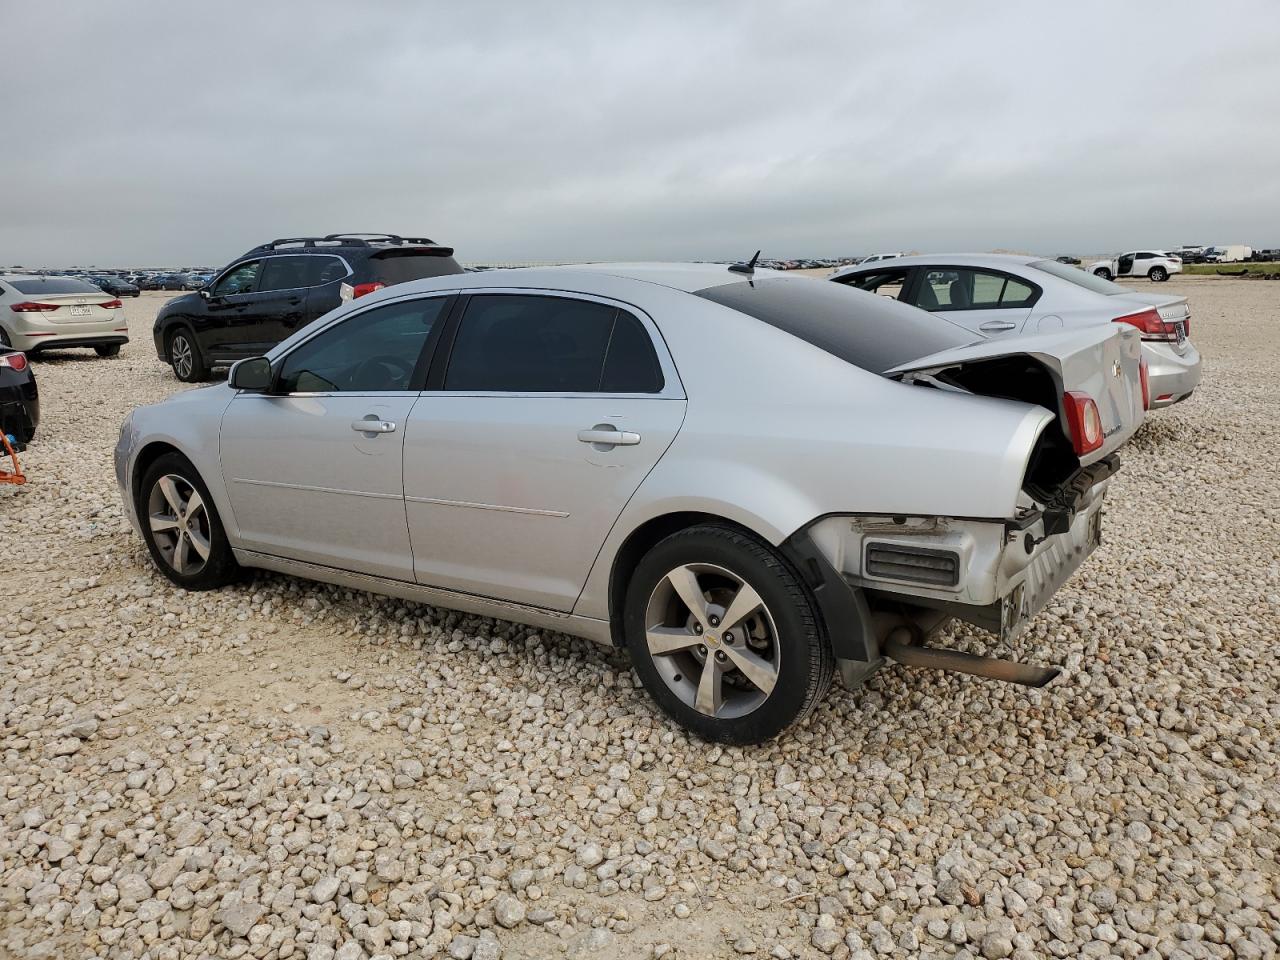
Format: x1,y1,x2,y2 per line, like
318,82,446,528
352,418,397,434
978,320,1017,332
578,428,641,446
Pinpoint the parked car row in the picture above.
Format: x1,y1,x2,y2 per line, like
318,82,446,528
113,238,1172,742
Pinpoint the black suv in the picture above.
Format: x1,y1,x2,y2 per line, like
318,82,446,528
153,233,462,381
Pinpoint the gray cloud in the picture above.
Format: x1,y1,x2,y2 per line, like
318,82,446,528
2,1,1278,266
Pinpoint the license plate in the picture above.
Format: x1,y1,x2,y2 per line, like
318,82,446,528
69,304,92,317
1174,322,1186,344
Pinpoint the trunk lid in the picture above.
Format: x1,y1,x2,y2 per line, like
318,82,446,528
16,292,120,324
886,324,1145,466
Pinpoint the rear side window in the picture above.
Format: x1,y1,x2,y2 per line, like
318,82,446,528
369,249,463,285
696,277,974,375
8,277,101,295
910,269,1037,311
445,295,662,393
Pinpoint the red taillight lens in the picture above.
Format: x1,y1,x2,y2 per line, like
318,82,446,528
1139,358,1150,411
1063,391,1104,456
99,299,123,309
352,282,386,299
9,301,60,313
1113,308,1175,342
1183,316,1191,337
0,351,28,372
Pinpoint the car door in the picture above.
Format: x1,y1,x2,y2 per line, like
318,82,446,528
1118,253,1139,277
403,291,686,611
301,255,352,327
244,255,319,347
903,267,1039,338
218,294,452,580
201,259,265,360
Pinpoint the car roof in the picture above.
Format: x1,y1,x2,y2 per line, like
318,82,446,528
833,253,1050,276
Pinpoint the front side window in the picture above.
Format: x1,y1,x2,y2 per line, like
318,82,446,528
212,260,262,297
276,296,448,393
444,295,662,393
834,268,909,300
909,269,1037,311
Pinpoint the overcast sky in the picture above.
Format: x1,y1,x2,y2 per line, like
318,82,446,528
3,2,1278,267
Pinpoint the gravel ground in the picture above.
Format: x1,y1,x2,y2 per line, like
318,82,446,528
1,282,1277,960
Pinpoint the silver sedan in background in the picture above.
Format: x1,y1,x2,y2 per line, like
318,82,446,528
116,263,1145,743
830,254,1201,408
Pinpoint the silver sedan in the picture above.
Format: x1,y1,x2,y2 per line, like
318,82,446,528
830,254,1201,408
116,263,1144,743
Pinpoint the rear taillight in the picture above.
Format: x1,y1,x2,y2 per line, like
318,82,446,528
0,352,28,372
1184,316,1191,337
1113,307,1176,342
9,301,60,313
1139,358,1150,411
352,282,386,299
100,299,123,309
1063,391,1104,456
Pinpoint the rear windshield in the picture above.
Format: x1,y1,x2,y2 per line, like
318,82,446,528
694,277,975,374
8,277,102,295
1029,259,1129,295
370,249,464,285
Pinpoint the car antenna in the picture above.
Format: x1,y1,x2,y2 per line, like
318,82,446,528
728,250,761,274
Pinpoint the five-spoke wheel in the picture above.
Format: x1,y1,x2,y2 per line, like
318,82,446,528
625,524,833,744
138,452,239,589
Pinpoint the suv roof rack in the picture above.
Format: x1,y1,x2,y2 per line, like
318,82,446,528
247,233,440,253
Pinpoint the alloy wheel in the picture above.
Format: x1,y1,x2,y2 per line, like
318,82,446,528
171,335,193,379
147,474,212,575
644,563,780,719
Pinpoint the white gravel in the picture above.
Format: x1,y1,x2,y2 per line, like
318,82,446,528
1,282,1278,959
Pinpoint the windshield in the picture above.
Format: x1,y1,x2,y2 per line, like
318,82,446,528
8,277,103,295
1029,259,1129,296
694,277,975,375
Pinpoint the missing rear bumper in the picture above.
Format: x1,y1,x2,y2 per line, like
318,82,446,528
881,627,1059,687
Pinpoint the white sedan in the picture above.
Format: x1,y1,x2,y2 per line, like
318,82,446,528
830,254,1201,408
0,274,130,356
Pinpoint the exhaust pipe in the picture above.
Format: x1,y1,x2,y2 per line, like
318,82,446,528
882,626,1060,688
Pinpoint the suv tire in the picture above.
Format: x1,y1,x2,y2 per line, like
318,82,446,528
1149,266,1168,282
137,452,240,590
168,327,209,382
1094,267,1113,280
95,344,121,358
624,524,834,744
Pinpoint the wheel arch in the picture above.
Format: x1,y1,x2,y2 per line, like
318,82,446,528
130,440,185,506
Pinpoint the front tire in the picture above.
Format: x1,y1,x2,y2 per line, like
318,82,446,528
624,524,834,744
1149,266,1168,282
137,452,240,590
95,344,121,358
1094,267,1113,280
168,327,208,382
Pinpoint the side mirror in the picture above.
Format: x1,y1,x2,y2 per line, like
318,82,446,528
229,356,272,392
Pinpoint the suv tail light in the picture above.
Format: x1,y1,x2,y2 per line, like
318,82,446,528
352,282,386,299
99,299,123,310
1113,307,1177,342
1063,391,1104,456
1139,358,1150,411
0,351,28,372
9,301,60,313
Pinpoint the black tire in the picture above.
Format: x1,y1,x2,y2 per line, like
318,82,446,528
137,452,240,590
1094,268,1113,281
168,326,208,382
624,524,834,744
1149,266,1168,282
95,344,121,358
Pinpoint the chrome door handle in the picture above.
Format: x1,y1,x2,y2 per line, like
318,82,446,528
578,428,641,446
352,419,397,434
978,320,1017,332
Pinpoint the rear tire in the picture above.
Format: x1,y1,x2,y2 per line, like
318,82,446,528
168,327,208,382
624,524,834,744
1149,266,1168,282
95,344,121,358
1094,267,1113,280
137,452,240,590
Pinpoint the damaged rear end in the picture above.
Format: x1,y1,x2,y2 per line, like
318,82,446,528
809,324,1146,688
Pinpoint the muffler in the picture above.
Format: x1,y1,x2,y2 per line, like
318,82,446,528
881,626,1059,687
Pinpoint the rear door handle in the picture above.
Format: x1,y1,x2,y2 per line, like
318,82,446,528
578,428,641,446
352,419,397,434
979,320,1018,332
